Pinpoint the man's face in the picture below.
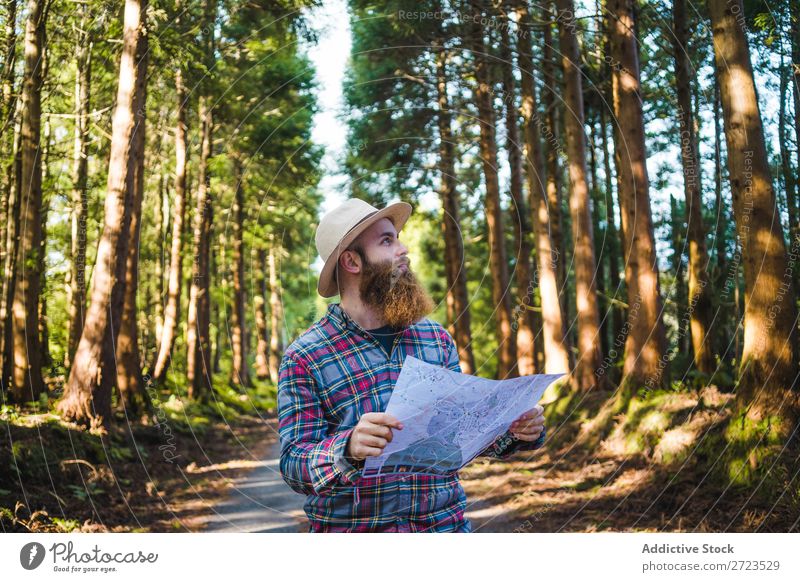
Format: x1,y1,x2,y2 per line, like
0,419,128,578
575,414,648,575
354,218,410,275
345,218,435,328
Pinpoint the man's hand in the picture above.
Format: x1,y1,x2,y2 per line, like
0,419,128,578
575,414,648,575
509,404,545,442
346,412,404,461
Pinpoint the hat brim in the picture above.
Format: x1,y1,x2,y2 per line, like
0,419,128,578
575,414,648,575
317,201,413,298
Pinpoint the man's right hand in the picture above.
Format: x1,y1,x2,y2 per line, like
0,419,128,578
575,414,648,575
346,412,404,461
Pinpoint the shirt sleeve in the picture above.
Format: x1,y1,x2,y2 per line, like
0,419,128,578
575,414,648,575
277,352,362,496
441,327,547,460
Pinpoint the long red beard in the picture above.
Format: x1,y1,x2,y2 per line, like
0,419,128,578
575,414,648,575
359,257,435,328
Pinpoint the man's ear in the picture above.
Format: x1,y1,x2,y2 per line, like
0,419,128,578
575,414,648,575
339,249,361,275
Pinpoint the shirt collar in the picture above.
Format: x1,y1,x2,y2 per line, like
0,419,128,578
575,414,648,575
325,302,402,335
325,302,357,333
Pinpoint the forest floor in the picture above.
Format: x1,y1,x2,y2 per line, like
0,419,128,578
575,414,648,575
2,383,799,533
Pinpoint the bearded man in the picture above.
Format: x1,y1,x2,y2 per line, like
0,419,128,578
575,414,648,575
277,198,547,532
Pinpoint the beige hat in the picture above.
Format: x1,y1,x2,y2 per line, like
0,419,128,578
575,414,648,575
315,198,412,297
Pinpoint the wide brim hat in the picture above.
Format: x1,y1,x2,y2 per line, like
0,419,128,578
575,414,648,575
315,198,412,298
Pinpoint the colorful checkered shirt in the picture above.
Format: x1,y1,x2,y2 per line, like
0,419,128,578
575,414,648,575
277,302,546,532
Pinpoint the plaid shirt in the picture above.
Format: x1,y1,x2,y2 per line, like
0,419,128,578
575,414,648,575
277,302,546,532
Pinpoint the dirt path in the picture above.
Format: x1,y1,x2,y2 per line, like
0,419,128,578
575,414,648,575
199,439,307,532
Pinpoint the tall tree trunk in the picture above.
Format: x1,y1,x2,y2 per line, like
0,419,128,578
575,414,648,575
154,170,164,345
268,240,283,383
599,106,623,357
469,0,516,378
669,194,688,355
708,0,798,425
713,75,727,286
0,0,17,394
556,0,605,390
587,115,609,359
0,0,15,142
499,7,536,376
10,0,47,402
210,235,223,373
779,62,796,234
433,41,475,375
66,2,91,369
541,4,568,324
254,247,270,379
116,17,149,415
152,65,188,381
39,114,50,372
186,0,215,400
607,0,668,390
57,0,145,430
230,158,250,387
0,96,21,392
517,0,571,376
792,1,800,235
673,0,715,374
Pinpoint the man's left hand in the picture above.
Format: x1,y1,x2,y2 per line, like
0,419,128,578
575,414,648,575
509,404,545,442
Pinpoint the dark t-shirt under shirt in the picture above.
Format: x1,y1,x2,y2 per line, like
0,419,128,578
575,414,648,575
366,324,402,357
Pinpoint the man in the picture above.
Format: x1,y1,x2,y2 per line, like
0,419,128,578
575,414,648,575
278,198,547,532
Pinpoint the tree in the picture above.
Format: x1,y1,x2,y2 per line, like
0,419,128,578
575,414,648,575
708,0,798,426
152,33,189,382
268,239,283,382
672,0,714,374
555,0,605,390
433,39,475,375
10,0,47,402
469,0,516,378
186,0,216,400
229,157,250,388
57,0,146,429
607,0,668,390
516,0,571,375
498,3,536,375
254,247,269,379
116,8,149,415
66,0,91,369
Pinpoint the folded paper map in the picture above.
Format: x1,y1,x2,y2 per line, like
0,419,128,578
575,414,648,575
362,356,564,477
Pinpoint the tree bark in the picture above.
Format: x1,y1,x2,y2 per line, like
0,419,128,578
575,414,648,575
39,114,50,372
555,0,605,390
433,41,475,375
499,7,536,376
517,0,571,376
187,0,215,400
469,0,516,378
708,0,798,424
57,0,145,430
254,247,269,379
116,16,149,415
0,96,20,392
672,0,715,374
541,4,568,324
791,0,800,235
607,0,668,390
712,75,727,286
599,106,623,355
0,0,16,392
152,65,188,381
66,2,91,370
10,0,47,402
230,158,250,387
268,240,284,383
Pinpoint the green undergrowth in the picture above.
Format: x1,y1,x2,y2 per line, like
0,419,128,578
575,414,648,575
542,378,800,510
